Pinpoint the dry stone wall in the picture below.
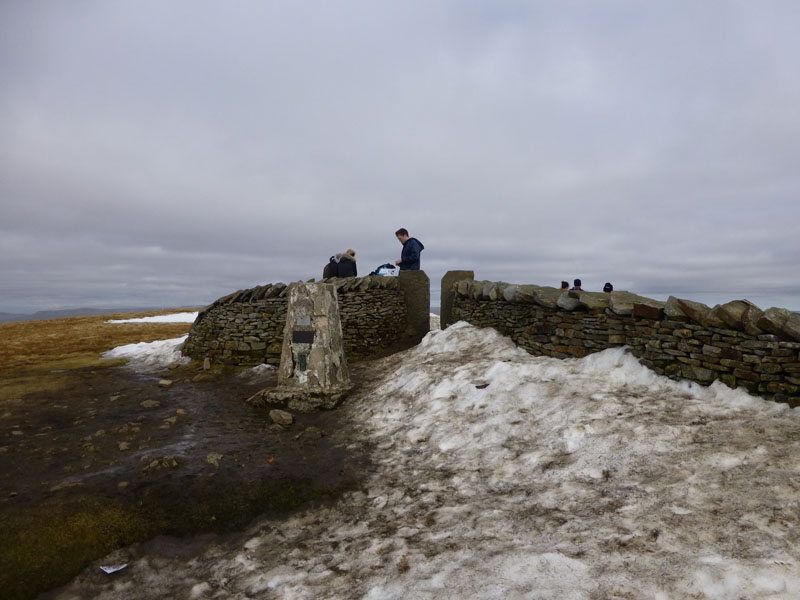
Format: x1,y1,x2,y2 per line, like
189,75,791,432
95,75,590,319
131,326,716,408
449,276,800,407
183,276,408,366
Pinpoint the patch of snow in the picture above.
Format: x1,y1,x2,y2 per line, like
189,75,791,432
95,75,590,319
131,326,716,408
429,313,441,330
106,312,198,324
102,336,189,372
237,364,276,381
59,322,800,599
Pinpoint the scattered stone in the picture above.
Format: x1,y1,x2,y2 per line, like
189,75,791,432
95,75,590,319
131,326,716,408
192,373,210,382
158,379,174,388
295,426,324,441
206,452,223,468
142,456,179,472
269,409,294,426
50,481,83,492
140,400,160,409
9,491,18,497
176,408,188,416
94,429,105,437
118,442,130,451
109,395,121,402
11,430,23,436
163,416,178,426
117,481,129,489
203,357,212,370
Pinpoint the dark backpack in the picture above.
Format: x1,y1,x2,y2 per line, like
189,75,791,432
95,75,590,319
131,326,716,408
323,257,339,279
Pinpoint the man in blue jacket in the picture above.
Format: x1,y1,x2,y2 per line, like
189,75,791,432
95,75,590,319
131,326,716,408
394,228,424,271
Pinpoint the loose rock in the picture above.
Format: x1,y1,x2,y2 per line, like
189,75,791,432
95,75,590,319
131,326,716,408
206,452,223,468
269,409,294,426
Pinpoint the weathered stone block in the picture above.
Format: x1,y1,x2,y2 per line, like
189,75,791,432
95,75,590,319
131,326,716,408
439,271,475,329
664,297,688,319
632,303,664,320
757,308,800,341
733,368,760,383
674,298,712,326
609,292,665,316
557,292,584,312
682,364,714,382
719,348,742,361
757,362,783,375
714,300,759,332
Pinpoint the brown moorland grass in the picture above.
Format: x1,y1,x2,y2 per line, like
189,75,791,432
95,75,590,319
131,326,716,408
0,309,198,401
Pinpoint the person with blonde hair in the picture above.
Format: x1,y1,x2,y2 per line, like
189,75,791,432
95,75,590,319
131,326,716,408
338,249,357,277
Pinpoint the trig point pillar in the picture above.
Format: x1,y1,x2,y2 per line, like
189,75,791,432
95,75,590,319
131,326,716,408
247,281,352,412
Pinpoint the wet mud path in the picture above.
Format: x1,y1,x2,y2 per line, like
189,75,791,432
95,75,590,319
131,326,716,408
1,362,376,600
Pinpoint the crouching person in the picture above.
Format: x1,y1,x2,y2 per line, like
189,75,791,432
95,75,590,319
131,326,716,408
338,249,357,277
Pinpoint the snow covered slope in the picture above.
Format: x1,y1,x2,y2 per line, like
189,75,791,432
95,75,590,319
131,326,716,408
61,322,800,599
106,312,198,324
102,336,190,371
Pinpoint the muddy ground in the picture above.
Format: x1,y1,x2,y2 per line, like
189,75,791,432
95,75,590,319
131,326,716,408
0,361,378,600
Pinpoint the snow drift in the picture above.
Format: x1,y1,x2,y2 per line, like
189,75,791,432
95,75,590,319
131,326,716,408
102,336,190,371
63,322,800,599
106,312,198,324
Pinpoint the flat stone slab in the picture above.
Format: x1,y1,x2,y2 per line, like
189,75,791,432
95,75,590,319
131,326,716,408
609,292,665,316
247,385,352,413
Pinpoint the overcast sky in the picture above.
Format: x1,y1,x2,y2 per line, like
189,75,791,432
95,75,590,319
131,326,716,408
2,1,799,314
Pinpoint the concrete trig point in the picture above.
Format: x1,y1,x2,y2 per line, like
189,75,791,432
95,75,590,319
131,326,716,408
248,281,352,412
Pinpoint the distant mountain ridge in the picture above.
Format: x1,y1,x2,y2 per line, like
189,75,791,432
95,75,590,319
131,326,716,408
0,307,163,323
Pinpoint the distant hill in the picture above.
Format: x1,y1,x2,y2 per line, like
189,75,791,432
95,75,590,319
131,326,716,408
0,312,25,322
0,307,162,323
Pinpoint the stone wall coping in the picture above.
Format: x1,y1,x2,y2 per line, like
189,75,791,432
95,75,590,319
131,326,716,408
197,276,400,315
450,278,800,343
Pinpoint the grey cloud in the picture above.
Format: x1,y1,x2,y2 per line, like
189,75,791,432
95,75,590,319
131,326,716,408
1,1,799,313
